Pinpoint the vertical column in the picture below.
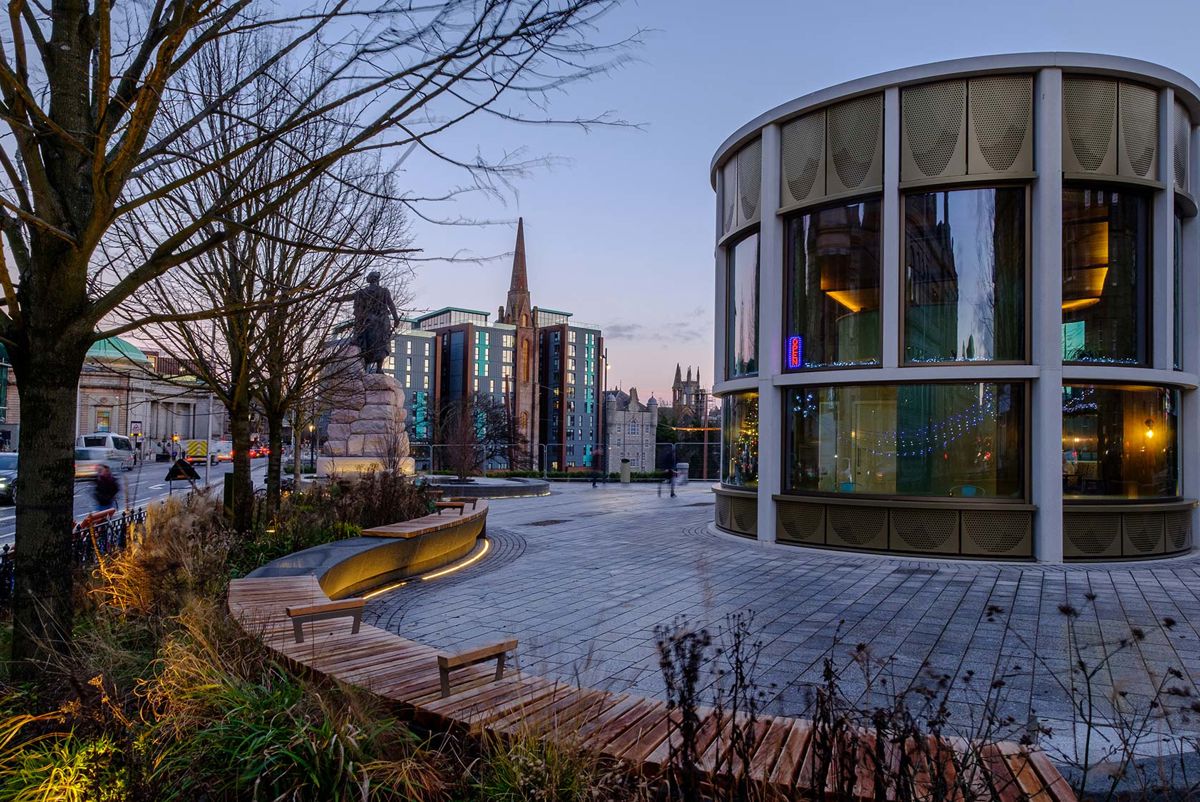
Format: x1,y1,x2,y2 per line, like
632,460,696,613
1031,69,1065,562
881,87,902,369
714,174,728,388
756,124,783,543
1183,121,1200,548
1153,89,1175,372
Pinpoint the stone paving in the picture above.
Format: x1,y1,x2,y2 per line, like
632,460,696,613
367,482,1200,762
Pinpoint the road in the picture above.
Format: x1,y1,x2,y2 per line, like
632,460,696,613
0,458,271,546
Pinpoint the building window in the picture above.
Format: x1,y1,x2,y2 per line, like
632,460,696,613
785,383,1025,499
96,407,112,433
569,330,577,343
1062,187,1150,365
726,232,759,377
628,422,638,435
720,392,758,488
1062,384,1178,499
1174,213,1182,370
904,187,1025,363
785,198,881,369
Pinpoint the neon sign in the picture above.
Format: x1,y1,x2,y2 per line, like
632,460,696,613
786,335,803,370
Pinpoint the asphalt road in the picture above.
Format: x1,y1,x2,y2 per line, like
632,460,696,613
0,458,271,546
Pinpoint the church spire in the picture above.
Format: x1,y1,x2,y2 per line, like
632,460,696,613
510,217,528,293
502,217,532,326
673,363,682,386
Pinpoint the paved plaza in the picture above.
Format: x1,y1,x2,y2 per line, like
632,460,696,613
368,483,1200,762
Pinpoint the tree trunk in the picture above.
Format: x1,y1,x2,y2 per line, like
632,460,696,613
8,345,88,677
265,412,283,514
229,404,255,532
293,409,302,488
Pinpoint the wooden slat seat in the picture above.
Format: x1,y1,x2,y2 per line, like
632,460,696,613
434,500,467,515
229,555,1077,802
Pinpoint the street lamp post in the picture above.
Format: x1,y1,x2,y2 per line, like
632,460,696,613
308,423,315,474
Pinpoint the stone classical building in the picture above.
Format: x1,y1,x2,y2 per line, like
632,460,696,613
1,336,228,452
604,388,658,473
394,219,606,471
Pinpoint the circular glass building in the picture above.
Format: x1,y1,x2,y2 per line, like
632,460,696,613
711,53,1200,561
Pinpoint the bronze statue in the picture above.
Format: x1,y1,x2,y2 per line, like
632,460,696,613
352,271,399,373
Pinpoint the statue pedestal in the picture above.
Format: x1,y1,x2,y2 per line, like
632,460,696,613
317,371,410,477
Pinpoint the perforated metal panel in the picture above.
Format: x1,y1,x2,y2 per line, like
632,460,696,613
730,495,758,536
826,505,887,550
889,508,959,554
1122,513,1165,556
1165,510,1192,553
1175,99,1190,192
960,510,1033,557
715,494,732,529
737,139,762,224
901,80,967,181
967,75,1033,175
1063,77,1118,175
780,111,825,207
1118,82,1158,180
1064,512,1122,558
827,94,883,196
776,499,825,544
721,159,737,235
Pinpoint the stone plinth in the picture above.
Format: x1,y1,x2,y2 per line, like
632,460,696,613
317,369,410,477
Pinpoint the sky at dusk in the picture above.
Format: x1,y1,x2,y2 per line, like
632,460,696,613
399,0,1200,400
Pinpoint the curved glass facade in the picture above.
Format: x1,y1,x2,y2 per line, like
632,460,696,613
726,233,759,377
784,199,882,369
904,188,1026,363
721,392,758,488
784,383,1025,498
1062,188,1151,365
1062,384,1179,500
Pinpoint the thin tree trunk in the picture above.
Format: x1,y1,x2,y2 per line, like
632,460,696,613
229,404,254,532
8,347,88,676
265,413,283,514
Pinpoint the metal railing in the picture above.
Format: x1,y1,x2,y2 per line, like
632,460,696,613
0,507,148,612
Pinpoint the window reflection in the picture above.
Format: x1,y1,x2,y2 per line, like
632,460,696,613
785,383,1025,498
904,188,1025,363
1062,188,1150,365
784,199,881,369
721,392,758,488
726,233,759,377
1062,384,1178,499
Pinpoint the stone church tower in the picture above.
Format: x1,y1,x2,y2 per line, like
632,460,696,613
498,218,538,468
671,364,702,421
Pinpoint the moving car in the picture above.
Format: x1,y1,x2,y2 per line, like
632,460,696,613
75,447,113,479
0,453,17,504
76,433,135,471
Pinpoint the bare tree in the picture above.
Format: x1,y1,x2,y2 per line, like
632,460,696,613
434,392,523,480
0,0,632,673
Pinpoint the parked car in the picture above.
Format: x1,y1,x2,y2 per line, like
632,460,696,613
0,452,17,504
75,447,113,479
76,433,135,471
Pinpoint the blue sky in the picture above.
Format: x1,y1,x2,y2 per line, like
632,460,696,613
401,0,1200,399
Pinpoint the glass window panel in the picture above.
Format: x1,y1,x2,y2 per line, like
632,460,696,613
721,392,758,488
785,383,1025,498
1062,188,1150,365
784,199,881,369
1062,384,1178,500
1174,214,1182,370
903,187,1025,363
726,233,759,377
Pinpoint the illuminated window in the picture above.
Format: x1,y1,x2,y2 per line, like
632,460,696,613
785,383,1025,499
785,199,881,369
1062,187,1150,365
720,392,758,489
726,233,759,377
1062,384,1178,499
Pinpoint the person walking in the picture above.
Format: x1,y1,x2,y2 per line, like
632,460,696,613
93,464,120,512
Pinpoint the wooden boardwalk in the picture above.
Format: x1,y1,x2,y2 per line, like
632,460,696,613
229,571,1077,801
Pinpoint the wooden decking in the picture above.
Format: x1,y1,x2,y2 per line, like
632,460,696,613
228,572,1076,801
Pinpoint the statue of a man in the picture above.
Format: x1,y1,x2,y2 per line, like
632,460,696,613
352,271,399,373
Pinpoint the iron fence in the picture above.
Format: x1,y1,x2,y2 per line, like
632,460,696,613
0,507,148,613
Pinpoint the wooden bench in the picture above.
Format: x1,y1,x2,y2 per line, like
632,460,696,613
434,500,467,515
449,496,479,509
437,639,517,698
285,597,366,643
77,508,117,529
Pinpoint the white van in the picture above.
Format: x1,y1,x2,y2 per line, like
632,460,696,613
76,433,136,471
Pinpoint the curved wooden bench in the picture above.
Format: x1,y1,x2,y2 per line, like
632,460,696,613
228,501,1076,801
